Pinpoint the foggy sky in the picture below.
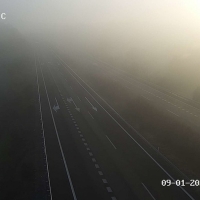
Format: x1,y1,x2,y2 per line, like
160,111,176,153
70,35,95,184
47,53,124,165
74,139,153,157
1,0,200,96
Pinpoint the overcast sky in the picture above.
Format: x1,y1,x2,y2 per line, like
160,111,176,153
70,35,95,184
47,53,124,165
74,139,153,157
1,0,200,80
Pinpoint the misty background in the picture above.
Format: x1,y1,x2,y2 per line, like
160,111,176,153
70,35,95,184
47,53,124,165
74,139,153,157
1,0,200,98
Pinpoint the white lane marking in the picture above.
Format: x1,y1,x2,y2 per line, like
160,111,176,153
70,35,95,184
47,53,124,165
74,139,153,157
80,134,83,137
78,131,81,133
56,55,195,200
92,54,200,113
142,183,156,200
120,64,200,112
82,138,85,141
76,127,79,129
70,86,73,90
106,187,112,192
106,135,117,150
102,179,108,183
86,148,90,151
92,158,96,162
195,115,198,117
111,197,117,200
95,164,100,168
167,110,179,117
77,96,81,101
35,56,52,200
98,171,103,175
84,143,88,146
85,97,98,111
55,97,59,107
88,111,94,119
89,152,93,156
142,95,150,101
39,58,77,200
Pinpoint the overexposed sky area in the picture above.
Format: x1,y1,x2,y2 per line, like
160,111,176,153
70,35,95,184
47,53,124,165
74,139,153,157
1,0,200,85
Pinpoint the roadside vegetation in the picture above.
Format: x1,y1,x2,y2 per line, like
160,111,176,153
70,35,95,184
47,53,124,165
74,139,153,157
0,23,43,199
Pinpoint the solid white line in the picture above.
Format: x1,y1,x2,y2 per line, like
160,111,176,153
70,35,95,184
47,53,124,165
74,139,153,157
35,54,52,200
39,58,77,200
106,135,117,149
56,55,195,200
142,183,156,200
167,110,179,117
88,111,94,119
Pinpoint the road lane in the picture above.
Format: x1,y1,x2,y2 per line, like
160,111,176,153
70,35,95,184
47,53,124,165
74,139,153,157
40,56,114,200
54,53,200,199
36,55,75,199
46,56,141,199
35,55,52,200
67,53,200,130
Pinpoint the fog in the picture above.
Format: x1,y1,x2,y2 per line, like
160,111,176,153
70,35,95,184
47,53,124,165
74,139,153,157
2,0,200,98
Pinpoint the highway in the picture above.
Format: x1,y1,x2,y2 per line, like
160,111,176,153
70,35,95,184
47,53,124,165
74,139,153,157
34,46,200,200
76,54,200,131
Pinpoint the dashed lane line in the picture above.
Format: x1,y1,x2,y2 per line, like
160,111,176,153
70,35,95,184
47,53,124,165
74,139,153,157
167,110,179,117
56,57,194,200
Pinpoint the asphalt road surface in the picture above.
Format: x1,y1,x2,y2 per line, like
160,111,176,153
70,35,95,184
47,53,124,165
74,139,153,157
34,46,200,200
76,54,200,132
